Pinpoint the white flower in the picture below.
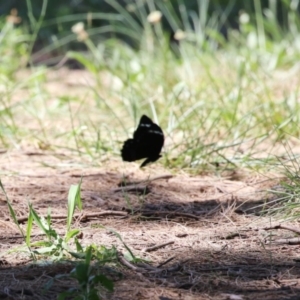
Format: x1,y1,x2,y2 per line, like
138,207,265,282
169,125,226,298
71,22,88,41
147,11,162,24
239,12,250,24
72,22,85,34
174,29,186,41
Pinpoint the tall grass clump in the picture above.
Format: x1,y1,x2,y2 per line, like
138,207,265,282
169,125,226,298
46,0,299,173
0,14,31,147
1,1,300,173
264,139,300,220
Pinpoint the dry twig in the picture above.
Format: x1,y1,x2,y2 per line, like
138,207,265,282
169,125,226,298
138,210,200,220
156,256,176,268
119,174,173,186
142,241,174,252
117,253,145,272
263,224,300,235
265,237,300,245
17,210,127,224
112,185,150,194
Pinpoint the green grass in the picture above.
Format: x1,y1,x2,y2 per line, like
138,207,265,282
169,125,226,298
1,178,115,299
1,1,300,174
1,2,300,174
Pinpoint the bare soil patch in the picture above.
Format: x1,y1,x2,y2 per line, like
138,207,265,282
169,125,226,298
0,150,299,300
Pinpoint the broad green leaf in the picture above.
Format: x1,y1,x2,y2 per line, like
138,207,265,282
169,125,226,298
69,251,86,259
67,179,82,231
73,263,89,282
29,204,48,234
95,274,114,291
1,180,21,230
33,245,56,254
26,211,33,246
0,180,36,260
74,237,84,252
46,207,52,226
87,290,100,300
85,246,92,265
65,229,80,242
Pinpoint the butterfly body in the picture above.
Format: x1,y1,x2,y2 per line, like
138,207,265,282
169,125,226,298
121,115,164,167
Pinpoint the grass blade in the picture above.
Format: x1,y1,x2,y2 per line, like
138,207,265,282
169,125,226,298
67,178,83,231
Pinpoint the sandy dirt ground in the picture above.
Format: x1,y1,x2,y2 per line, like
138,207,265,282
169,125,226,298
0,149,299,300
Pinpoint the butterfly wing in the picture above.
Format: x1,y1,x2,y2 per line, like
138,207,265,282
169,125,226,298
121,115,164,167
134,115,164,162
121,138,138,162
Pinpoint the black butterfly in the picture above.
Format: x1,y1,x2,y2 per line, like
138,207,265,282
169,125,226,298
121,115,164,167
